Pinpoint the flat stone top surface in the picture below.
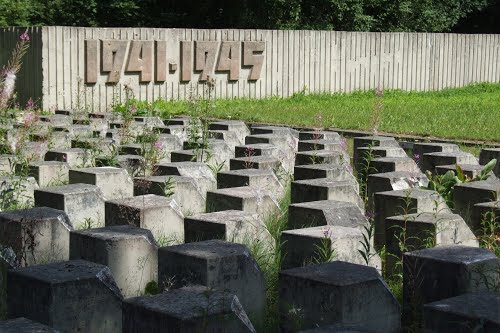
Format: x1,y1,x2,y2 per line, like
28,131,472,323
475,201,500,209
355,135,397,141
455,179,500,190
377,188,439,198
108,194,173,209
117,154,144,161
136,175,193,185
281,261,379,286
0,317,57,332
291,200,358,210
0,206,67,222
293,179,355,187
297,150,345,157
386,212,462,223
236,143,277,149
436,164,485,171
210,120,246,126
125,285,238,320
295,164,347,171
357,146,403,152
36,183,99,195
372,157,412,162
46,148,84,154
424,151,475,157
232,155,280,162
210,186,273,198
10,259,112,284
187,210,259,224
424,292,500,323
284,225,361,239
71,167,125,174
300,139,340,144
72,225,156,244
405,245,498,264
219,169,275,177
29,161,68,167
161,239,247,259
482,148,500,153
369,171,426,179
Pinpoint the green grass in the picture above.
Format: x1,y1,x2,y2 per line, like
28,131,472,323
129,82,500,142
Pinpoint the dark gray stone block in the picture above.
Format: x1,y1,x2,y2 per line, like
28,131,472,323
279,261,400,333
7,259,122,332
403,246,500,325
423,292,500,333
422,151,478,174
453,179,500,225
291,178,363,209
234,143,278,158
288,200,367,229
229,155,282,171
294,164,354,181
158,240,265,328
0,318,58,332
295,150,348,166
479,148,500,177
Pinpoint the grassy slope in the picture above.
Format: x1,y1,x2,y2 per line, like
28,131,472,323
139,83,500,142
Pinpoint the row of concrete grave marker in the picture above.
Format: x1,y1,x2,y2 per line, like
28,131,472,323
0,112,499,332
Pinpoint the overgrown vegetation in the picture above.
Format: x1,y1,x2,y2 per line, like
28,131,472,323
117,83,500,142
1,0,497,33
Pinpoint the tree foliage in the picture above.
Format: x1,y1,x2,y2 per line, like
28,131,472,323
0,0,495,33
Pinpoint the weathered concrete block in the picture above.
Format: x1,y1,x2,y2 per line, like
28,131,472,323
133,116,164,127
403,246,500,324
44,148,91,168
479,147,500,176
70,225,158,298
453,179,500,225
34,184,105,229
355,146,407,171
39,114,73,127
134,175,206,214
209,130,242,149
163,117,190,126
209,120,250,144
174,140,233,169
72,137,114,156
184,210,273,249
288,200,368,229
294,164,354,181
156,125,187,142
279,261,400,333
0,317,58,332
422,151,478,174
246,134,297,153
234,143,278,158
217,169,284,198
158,240,265,327
295,150,348,166
24,161,69,187
7,260,122,332
69,167,133,200
105,194,184,242
119,143,144,156
123,285,256,333
251,125,299,138
366,171,428,211
291,178,363,209
282,226,381,271
353,136,400,164
206,186,280,221
154,162,217,196
423,292,500,333
385,213,478,274
373,189,450,249
471,201,500,236
229,155,282,171
0,176,38,209
113,154,145,177
412,142,460,169
298,139,342,152
370,157,420,174
436,163,496,179
0,207,72,267
299,131,341,141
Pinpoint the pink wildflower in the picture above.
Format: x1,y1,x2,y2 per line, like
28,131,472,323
153,141,163,150
26,98,35,110
24,112,35,127
20,32,30,42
